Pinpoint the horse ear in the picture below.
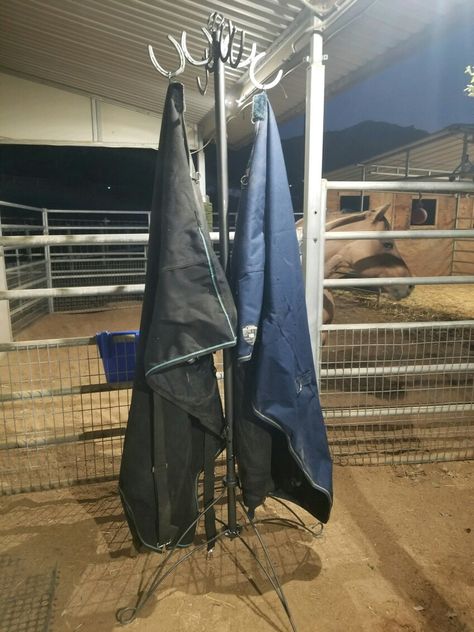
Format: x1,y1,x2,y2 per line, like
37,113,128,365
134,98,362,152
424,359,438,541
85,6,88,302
368,204,390,223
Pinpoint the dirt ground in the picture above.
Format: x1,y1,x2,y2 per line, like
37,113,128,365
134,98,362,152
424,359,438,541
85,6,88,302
2,289,472,631
0,462,472,632
14,283,474,343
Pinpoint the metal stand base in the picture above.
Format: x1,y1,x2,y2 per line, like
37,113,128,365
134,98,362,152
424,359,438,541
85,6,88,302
116,481,322,631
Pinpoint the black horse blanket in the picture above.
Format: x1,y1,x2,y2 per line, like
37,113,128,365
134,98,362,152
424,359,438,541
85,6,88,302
119,83,237,550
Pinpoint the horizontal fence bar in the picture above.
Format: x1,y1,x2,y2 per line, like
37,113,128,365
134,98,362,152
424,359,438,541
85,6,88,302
0,233,227,247
47,209,149,215
322,362,474,378
0,200,44,211
1,234,149,247
0,336,95,351
5,321,471,349
0,381,131,403
2,229,473,249
48,225,147,231
3,274,474,300
49,257,146,263
1,224,44,230
5,252,45,258
0,285,143,299
326,419,474,432
326,229,474,240
6,260,48,273
52,271,145,280
0,430,125,451
1,371,224,404
324,403,474,418
325,276,474,287
326,181,474,193
7,276,48,291
322,320,474,330
10,297,47,317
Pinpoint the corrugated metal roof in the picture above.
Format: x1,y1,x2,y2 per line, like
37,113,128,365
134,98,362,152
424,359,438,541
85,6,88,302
0,0,472,143
0,0,302,127
325,125,474,181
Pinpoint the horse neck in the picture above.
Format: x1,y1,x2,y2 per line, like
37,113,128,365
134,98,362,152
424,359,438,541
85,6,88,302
324,215,387,277
325,213,372,232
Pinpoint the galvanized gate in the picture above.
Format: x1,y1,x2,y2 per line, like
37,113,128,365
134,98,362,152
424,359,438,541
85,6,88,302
1,179,474,493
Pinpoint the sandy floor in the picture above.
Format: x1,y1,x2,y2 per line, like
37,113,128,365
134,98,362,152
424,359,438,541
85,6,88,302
13,284,474,344
2,286,473,630
402,285,474,320
0,462,472,632
15,302,143,341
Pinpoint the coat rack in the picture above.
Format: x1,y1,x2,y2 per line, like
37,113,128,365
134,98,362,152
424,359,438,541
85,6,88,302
116,12,315,631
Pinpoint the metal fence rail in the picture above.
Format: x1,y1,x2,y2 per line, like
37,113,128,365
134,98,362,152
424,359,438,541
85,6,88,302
0,336,133,493
1,181,473,492
0,203,49,333
320,321,474,465
0,203,150,327
1,320,473,493
0,335,223,494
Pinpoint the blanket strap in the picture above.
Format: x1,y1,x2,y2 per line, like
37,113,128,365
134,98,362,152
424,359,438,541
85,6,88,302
152,392,177,546
203,431,218,549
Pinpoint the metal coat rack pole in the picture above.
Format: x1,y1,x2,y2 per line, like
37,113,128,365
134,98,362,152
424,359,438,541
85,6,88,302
117,12,312,631
214,46,239,536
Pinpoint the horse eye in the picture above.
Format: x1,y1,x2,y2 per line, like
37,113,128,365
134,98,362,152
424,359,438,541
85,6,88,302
383,241,394,250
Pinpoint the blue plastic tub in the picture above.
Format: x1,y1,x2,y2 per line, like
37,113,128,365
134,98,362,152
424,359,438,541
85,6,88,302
96,330,140,383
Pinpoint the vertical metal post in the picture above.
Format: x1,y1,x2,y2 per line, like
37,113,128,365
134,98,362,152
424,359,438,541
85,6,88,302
302,27,326,382
404,150,410,178
360,165,366,211
196,127,207,200
42,208,54,313
0,214,13,342
214,48,238,534
144,211,150,270
451,193,461,274
215,56,230,268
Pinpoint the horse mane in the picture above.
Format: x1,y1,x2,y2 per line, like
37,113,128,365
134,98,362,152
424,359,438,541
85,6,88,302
325,211,391,231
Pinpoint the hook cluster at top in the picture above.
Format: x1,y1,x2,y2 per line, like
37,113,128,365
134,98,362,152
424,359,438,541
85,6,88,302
147,11,283,96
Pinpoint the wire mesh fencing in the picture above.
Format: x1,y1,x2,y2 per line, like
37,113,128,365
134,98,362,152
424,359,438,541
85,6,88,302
1,321,472,494
0,336,135,493
320,321,474,465
0,336,224,494
0,204,149,335
0,203,49,333
47,210,149,312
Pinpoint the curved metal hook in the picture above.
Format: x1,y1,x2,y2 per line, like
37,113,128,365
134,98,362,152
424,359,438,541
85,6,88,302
196,66,210,95
217,19,236,63
207,11,225,33
201,26,213,47
200,27,217,72
237,41,257,68
248,51,283,91
148,35,185,79
228,27,245,69
180,31,211,67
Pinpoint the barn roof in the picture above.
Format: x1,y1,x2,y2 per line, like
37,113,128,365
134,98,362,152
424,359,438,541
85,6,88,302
324,124,474,182
0,0,471,146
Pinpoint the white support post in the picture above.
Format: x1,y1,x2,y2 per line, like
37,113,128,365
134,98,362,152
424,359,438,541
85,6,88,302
196,127,207,201
0,218,13,342
42,208,54,313
302,27,326,381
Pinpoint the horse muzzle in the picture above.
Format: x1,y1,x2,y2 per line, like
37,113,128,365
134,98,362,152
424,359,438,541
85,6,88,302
385,283,414,300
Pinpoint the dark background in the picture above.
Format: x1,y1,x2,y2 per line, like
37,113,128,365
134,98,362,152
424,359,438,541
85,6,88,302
0,120,428,218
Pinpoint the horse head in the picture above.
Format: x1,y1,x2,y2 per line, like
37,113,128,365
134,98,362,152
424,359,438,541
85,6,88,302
323,204,414,300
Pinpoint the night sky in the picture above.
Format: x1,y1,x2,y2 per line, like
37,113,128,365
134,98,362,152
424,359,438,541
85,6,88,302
1,14,472,213
280,18,473,138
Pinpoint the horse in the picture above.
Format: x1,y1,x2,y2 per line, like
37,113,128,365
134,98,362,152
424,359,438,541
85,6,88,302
296,204,414,325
